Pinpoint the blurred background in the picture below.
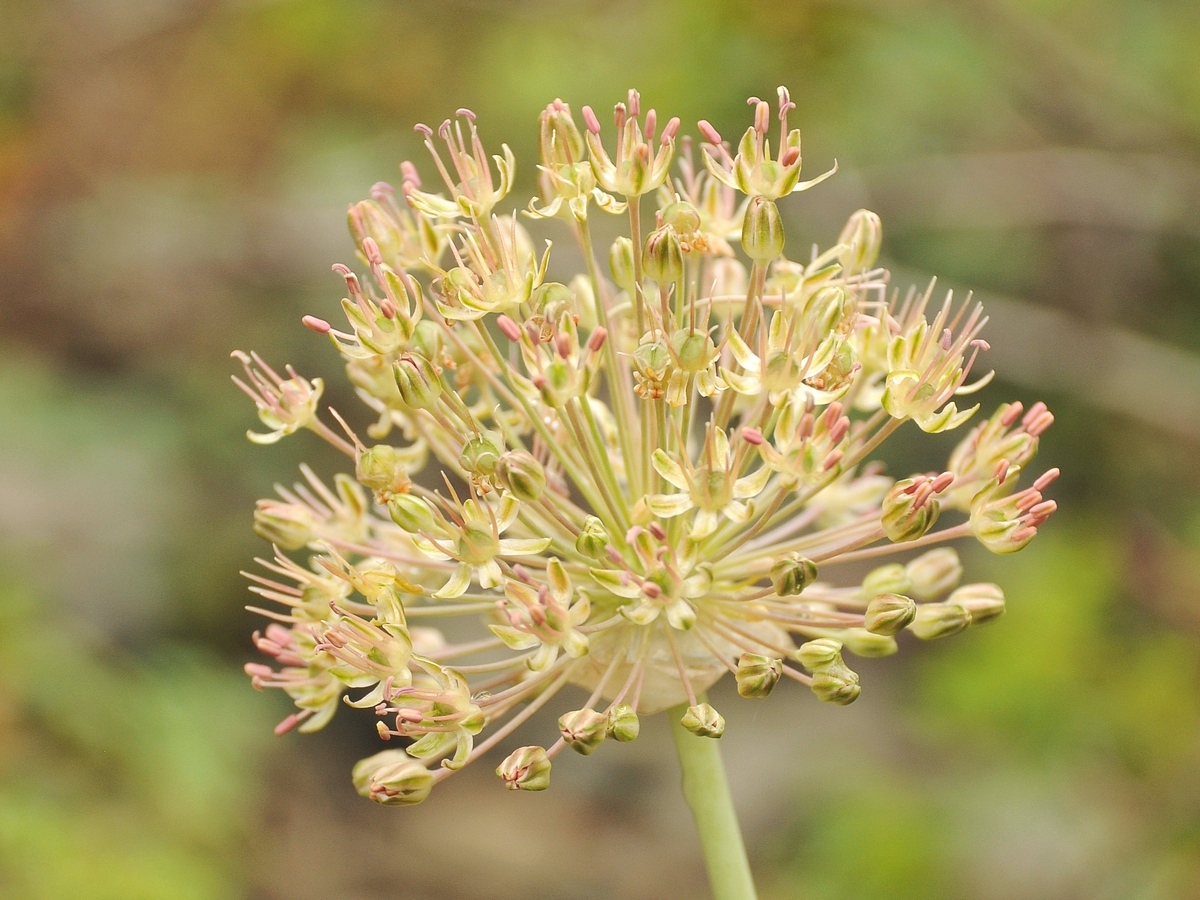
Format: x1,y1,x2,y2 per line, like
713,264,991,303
2,0,1200,897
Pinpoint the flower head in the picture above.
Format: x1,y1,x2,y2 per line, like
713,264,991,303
237,88,1059,805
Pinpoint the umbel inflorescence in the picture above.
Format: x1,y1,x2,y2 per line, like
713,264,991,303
236,88,1058,806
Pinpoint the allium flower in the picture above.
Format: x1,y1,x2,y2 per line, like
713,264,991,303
236,88,1059,809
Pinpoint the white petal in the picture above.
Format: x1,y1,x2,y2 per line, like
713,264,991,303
652,450,690,490
433,563,472,599
646,493,694,518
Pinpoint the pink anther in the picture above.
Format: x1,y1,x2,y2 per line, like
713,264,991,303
587,327,608,352
1000,402,1024,427
661,117,680,143
555,333,571,359
496,315,522,342
643,109,657,141
627,89,640,117
302,315,331,334
581,105,601,134
274,713,303,736
754,101,770,134
823,449,844,471
414,123,433,138
1033,467,1060,491
400,160,421,186
648,522,667,541
741,426,764,445
993,459,1010,484
456,108,476,120
930,471,955,493
780,146,800,167
362,237,384,266
697,120,723,145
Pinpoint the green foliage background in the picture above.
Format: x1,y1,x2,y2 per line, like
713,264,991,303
1,1,1198,897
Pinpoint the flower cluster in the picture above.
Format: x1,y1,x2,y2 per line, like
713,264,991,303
236,88,1058,805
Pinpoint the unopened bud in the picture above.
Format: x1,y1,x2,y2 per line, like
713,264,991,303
838,628,898,658
558,708,608,755
905,548,963,600
810,663,861,705
643,227,684,285
352,749,434,806
253,501,315,551
863,593,918,636
575,516,610,559
680,702,725,738
459,432,503,477
496,745,552,791
909,602,971,640
796,637,843,670
606,704,640,742
882,478,941,542
736,653,783,698
770,553,818,596
393,352,442,409
356,444,413,498
539,99,585,168
609,236,636,292
496,451,547,502
742,196,785,262
860,563,913,599
949,583,1005,625
387,493,436,534
837,208,882,273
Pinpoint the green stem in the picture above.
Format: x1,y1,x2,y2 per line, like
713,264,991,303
670,699,758,900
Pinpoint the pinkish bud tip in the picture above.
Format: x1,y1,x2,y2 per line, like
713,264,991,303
302,315,332,334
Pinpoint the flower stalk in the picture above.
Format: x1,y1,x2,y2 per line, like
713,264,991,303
671,696,758,900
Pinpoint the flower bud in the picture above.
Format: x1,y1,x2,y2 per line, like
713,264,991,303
863,593,918,636
607,704,640,742
661,200,702,236
837,208,882,273
771,553,818,596
387,493,436,534
643,226,684,285
909,602,971,640
496,745,552,791
810,663,861,705
459,432,503,478
352,749,434,806
736,653,783,698
558,708,608,755
609,236,636,292
796,637,843,669
949,582,1005,625
253,500,315,551
393,352,442,409
838,628,898,658
905,548,963,601
882,479,940,543
348,200,405,265
860,563,913,599
539,99,585,169
680,702,725,738
575,515,610,559
356,444,413,498
742,196,785,262
496,451,547,502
